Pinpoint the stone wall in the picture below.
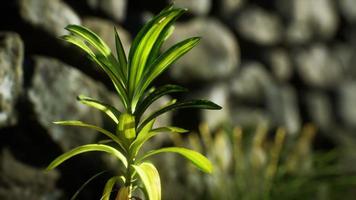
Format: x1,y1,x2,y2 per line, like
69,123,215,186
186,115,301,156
0,0,356,199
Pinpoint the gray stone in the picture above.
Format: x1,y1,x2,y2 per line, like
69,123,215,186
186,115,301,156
332,43,356,79
82,17,131,56
0,32,23,128
339,0,356,23
277,0,339,43
231,106,271,129
218,0,245,16
266,85,301,135
27,56,109,151
0,149,62,200
235,6,283,45
166,18,239,82
229,62,273,104
169,0,211,16
305,91,333,131
85,0,127,22
338,81,356,129
294,44,344,88
266,48,292,82
19,0,80,37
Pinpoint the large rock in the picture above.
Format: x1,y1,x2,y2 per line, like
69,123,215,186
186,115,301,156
0,149,61,200
82,17,131,56
229,62,273,104
0,32,23,128
305,91,333,131
231,106,271,129
18,0,80,37
166,18,239,82
277,0,339,44
84,0,126,22
218,0,245,16
265,48,292,82
294,44,344,88
266,85,301,135
234,6,283,45
338,81,356,129
27,56,109,151
169,0,211,16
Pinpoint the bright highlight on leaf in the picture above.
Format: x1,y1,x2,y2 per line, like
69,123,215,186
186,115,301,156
47,4,221,200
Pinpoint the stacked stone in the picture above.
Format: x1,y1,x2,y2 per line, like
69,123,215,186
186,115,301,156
0,0,356,199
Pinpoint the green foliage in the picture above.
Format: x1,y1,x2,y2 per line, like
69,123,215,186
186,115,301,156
175,123,356,200
47,5,221,200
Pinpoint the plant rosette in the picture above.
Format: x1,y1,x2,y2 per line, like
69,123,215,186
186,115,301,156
46,5,221,200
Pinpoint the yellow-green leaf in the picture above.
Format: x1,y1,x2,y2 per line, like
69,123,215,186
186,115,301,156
138,147,213,173
77,95,121,123
47,144,128,170
132,162,161,200
101,176,125,200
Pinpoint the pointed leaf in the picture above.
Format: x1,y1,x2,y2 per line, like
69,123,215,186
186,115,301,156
129,119,155,157
101,176,125,200
47,144,128,170
138,147,213,173
62,30,129,109
132,37,200,110
66,24,111,56
138,99,222,131
114,27,128,79
77,95,121,123
132,162,161,200
134,84,187,122
53,121,125,151
128,8,186,101
130,125,188,157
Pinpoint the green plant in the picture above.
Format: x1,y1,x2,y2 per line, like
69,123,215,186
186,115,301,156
46,5,221,200
171,123,356,200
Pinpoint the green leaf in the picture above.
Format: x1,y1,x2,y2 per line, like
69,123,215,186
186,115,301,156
138,99,222,131
114,27,128,79
132,162,161,200
77,95,121,123
151,126,188,133
132,37,200,111
47,144,128,170
101,176,125,200
66,24,111,56
129,119,155,157
128,8,186,103
134,84,187,122
63,25,129,108
53,121,125,151
138,147,213,173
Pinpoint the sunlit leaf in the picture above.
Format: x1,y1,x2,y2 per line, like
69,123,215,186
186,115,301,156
101,176,125,200
53,120,125,151
77,95,121,123
133,37,200,108
114,27,128,79
47,144,128,170
134,84,187,121
132,162,161,200
138,147,213,173
139,99,222,131
129,119,155,157
128,8,186,104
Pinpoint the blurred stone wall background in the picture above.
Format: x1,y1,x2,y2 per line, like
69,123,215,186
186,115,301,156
0,0,356,199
